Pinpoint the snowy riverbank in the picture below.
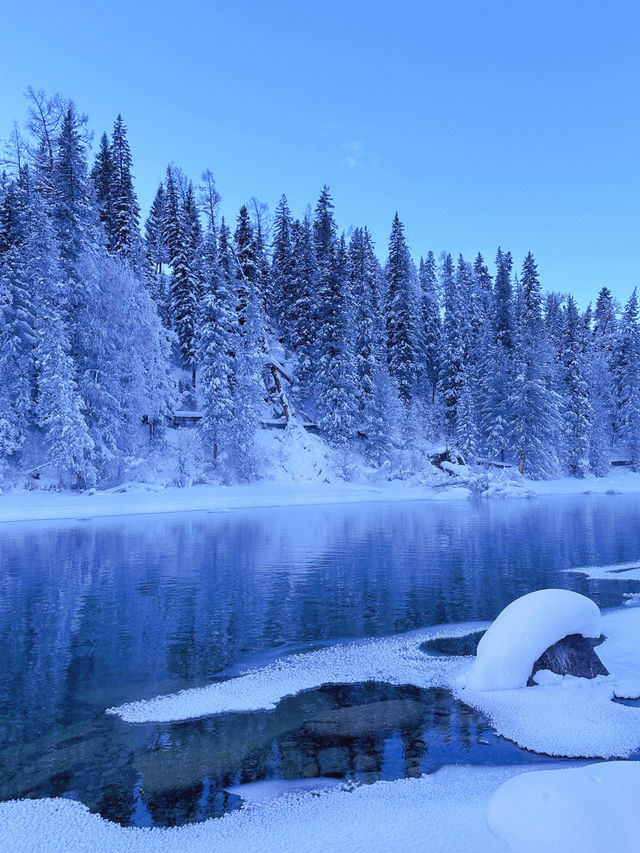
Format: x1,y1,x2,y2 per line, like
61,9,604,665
0,465,639,524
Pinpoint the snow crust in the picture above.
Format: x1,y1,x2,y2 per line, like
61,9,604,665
488,761,640,853
0,765,527,853
462,589,602,691
109,604,640,759
107,621,482,722
3,464,640,525
568,560,640,581
223,777,346,803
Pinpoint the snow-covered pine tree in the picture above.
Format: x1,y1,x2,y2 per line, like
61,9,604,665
29,202,95,486
230,279,266,482
561,295,592,477
170,181,202,382
144,181,170,320
385,213,420,406
589,287,618,474
289,215,318,412
349,227,386,439
271,194,294,346
90,132,116,249
419,251,441,404
508,252,561,477
234,204,257,328
452,255,479,460
438,253,464,447
478,249,514,463
0,170,36,443
51,104,98,318
197,217,236,465
316,234,357,444
494,247,514,350
109,114,142,265
473,252,493,320
617,290,640,470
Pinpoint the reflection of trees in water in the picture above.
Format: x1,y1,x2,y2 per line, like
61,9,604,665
0,497,638,824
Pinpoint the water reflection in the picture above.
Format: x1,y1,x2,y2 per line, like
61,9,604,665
0,495,639,825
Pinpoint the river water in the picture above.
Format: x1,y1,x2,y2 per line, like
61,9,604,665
0,495,637,825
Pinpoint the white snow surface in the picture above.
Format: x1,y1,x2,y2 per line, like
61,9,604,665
223,777,346,802
110,604,640,759
462,589,602,691
0,765,531,853
3,455,640,525
488,760,640,853
568,559,640,581
108,621,482,722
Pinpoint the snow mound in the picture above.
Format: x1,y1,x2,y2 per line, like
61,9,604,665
488,761,640,853
0,766,529,853
462,590,601,691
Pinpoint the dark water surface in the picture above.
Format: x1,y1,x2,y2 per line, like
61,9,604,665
0,494,638,826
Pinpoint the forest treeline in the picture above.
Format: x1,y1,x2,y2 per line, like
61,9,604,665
0,91,638,486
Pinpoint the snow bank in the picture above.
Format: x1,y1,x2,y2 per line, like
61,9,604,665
462,590,602,691
488,761,640,853
4,462,640,526
0,479,470,525
0,765,528,853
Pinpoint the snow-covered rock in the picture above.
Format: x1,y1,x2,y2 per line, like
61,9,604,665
462,590,602,691
488,761,640,853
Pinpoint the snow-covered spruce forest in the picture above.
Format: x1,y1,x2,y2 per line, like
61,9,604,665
1,92,639,489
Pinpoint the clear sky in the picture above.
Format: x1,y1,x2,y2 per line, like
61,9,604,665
2,0,639,304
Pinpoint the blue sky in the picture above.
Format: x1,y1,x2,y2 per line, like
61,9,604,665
2,0,639,304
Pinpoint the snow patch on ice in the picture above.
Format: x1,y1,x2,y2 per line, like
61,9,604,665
107,621,484,722
109,602,640,759
461,589,601,691
488,760,640,853
0,765,531,853
567,560,640,581
223,777,347,803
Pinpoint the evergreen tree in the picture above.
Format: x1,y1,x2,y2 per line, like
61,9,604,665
385,214,419,405
438,253,464,445
234,204,257,327
561,295,592,476
198,219,236,464
144,181,170,317
271,194,294,344
52,104,97,314
230,281,265,481
508,253,561,477
350,227,386,442
91,131,116,248
170,181,202,378
109,114,142,262
419,251,441,404
289,216,318,410
316,234,357,444
589,287,618,474
617,290,640,470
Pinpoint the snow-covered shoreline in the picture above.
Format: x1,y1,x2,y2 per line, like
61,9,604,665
1,466,640,525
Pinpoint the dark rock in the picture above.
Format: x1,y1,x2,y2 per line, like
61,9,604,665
528,633,609,686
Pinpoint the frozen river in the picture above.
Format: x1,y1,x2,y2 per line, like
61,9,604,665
0,494,637,826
